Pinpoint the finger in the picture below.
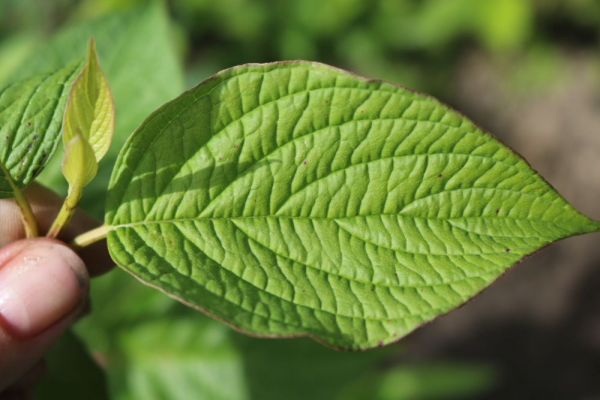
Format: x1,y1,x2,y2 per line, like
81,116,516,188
0,183,112,276
0,239,88,391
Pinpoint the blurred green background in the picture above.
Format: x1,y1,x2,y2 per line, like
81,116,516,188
2,0,600,399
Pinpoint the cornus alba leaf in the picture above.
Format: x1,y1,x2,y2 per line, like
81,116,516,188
0,62,80,236
62,37,114,163
0,63,80,195
47,37,114,238
99,62,600,350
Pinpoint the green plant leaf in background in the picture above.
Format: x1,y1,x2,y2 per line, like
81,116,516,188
234,333,391,400
104,61,600,350
76,291,395,400
339,362,495,400
0,62,79,197
73,268,405,400
75,280,491,400
113,318,249,400
0,33,37,86
13,0,184,218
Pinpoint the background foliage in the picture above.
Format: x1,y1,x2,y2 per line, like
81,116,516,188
1,0,600,398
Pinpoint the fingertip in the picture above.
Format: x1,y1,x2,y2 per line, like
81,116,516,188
1,183,114,277
0,239,88,338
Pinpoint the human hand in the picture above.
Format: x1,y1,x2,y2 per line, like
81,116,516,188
0,184,112,397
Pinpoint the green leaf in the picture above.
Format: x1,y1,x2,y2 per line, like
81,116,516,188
0,33,37,87
62,133,98,189
0,62,80,198
17,1,184,217
90,307,389,400
62,37,114,163
113,317,249,400
234,332,390,400
105,61,600,350
33,330,108,400
338,362,495,400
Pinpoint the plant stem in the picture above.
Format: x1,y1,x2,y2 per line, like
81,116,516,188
13,185,38,238
0,162,37,237
46,186,82,239
71,224,110,250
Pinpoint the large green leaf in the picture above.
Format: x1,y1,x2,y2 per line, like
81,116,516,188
16,0,184,217
0,33,37,87
105,61,599,350
0,62,80,197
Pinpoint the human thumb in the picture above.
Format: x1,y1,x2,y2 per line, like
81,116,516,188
0,238,89,391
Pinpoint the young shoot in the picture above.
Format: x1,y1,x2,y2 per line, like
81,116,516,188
47,38,114,238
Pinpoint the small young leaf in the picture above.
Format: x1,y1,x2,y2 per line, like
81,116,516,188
62,134,98,189
62,37,114,162
21,1,184,218
0,62,80,198
105,62,600,350
47,38,114,239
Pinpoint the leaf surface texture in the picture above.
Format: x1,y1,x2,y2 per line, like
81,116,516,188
106,62,599,349
62,38,114,163
0,63,79,197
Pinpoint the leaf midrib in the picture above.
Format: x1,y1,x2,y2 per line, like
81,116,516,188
111,184,576,229
108,212,577,235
